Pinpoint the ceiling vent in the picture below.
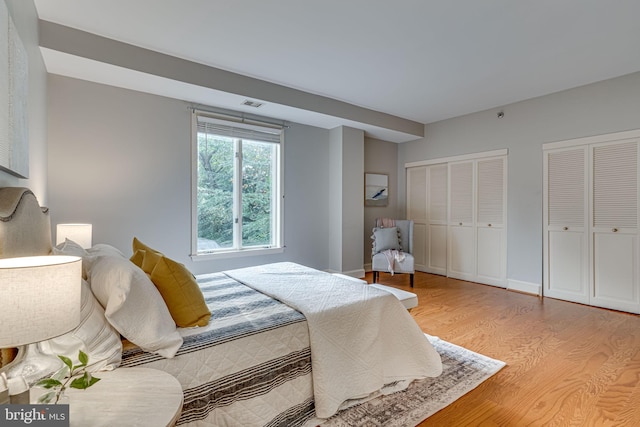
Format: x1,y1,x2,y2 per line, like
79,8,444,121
242,100,264,108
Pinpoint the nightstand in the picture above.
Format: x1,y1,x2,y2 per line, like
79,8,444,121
65,367,183,427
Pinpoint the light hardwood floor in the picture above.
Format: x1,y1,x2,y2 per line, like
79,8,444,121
366,271,640,426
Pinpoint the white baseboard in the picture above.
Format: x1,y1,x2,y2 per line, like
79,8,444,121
507,279,542,296
342,267,541,295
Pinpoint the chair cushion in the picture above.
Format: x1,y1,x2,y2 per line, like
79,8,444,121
372,252,415,273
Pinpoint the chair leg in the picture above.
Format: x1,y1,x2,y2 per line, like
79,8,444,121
410,273,414,288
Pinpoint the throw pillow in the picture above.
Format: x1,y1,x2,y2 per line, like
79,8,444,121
52,239,90,278
129,249,145,268
150,256,211,328
372,227,401,254
86,255,183,358
39,279,122,372
141,250,162,275
132,237,162,257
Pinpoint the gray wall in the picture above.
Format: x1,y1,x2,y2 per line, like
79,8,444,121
0,0,48,203
328,128,343,272
47,75,332,275
340,127,364,275
328,126,364,276
363,137,399,268
398,71,640,287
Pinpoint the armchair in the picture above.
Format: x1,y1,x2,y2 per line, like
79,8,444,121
371,219,415,287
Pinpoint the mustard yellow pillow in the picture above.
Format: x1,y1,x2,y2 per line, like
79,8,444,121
132,238,164,274
141,250,162,275
132,237,162,256
129,249,145,268
150,256,211,328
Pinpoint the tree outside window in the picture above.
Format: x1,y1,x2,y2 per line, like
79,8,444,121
193,112,282,255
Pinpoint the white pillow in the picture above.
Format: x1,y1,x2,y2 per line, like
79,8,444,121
53,240,126,278
52,238,89,257
86,244,127,259
86,256,183,358
39,279,122,372
52,239,91,278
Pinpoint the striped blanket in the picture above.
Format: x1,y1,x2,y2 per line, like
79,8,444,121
121,272,314,426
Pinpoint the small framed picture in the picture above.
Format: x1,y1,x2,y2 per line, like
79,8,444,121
365,173,388,207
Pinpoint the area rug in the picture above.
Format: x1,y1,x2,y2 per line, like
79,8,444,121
310,335,506,427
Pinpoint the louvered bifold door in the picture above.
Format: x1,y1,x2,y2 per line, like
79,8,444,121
544,146,589,304
476,157,507,286
591,140,640,313
448,161,475,280
407,166,428,270
427,164,448,275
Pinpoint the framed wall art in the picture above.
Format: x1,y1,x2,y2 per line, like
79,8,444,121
365,173,388,207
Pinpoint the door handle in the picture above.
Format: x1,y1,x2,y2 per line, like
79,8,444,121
612,228,619,232
563,227,568,231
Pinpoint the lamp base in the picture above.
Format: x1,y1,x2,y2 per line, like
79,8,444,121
3,343,64,386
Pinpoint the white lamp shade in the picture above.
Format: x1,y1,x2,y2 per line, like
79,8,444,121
56,223,92,249
0,256,82,348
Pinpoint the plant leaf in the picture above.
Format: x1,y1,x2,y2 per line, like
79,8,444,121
70,376,89,389
58,355,73,371
36,378,62,389
37,391,56,404
78,350,89,366
70,372,99,389
51,367,69,382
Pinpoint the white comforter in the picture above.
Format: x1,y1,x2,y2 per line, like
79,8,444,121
224,262,443,418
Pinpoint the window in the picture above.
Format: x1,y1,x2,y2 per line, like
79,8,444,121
192,110,283,258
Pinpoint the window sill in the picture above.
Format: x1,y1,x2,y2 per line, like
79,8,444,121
191,246,284,261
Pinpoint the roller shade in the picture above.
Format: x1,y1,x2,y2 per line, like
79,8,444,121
196,114,282,144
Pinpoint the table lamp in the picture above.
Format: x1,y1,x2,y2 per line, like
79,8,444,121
56,224,93,249
0,255,82,396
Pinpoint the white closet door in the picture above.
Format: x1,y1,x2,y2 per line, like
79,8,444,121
448,161,475,280
406,150,507,284
544,147,589,304
427,164,448,275
407,166,428,271
476,157,507,287
591,140,640,313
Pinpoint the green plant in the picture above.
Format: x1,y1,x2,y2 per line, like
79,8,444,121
36,350,100,404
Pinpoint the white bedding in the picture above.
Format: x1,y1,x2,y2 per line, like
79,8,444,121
224,262,443,419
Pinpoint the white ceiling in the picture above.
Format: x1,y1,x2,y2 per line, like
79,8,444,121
34,0,640,141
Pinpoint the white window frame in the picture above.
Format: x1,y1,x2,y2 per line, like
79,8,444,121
190,109,284,260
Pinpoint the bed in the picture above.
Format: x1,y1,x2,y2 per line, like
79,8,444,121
0,187,442,426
